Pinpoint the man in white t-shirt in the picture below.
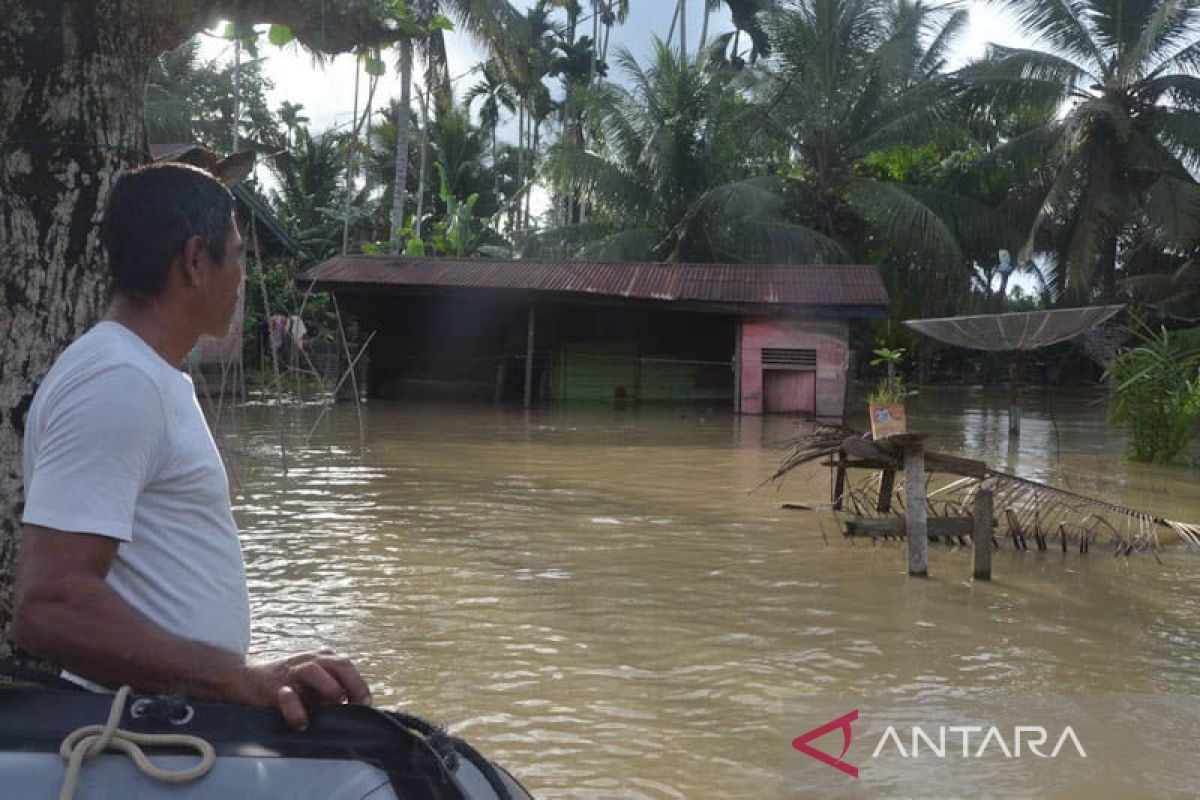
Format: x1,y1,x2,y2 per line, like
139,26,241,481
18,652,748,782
13,162,369,730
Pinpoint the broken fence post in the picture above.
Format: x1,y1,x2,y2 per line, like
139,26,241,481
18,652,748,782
973,489,994,581
904,442,928,577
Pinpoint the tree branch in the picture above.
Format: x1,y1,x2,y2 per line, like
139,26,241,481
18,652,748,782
185,1,401,54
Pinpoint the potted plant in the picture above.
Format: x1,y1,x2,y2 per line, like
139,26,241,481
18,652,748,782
868,346,908,439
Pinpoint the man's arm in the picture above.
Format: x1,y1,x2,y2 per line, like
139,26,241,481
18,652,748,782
13,525,370,730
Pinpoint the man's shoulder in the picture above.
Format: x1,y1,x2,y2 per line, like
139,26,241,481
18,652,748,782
38,323,173,410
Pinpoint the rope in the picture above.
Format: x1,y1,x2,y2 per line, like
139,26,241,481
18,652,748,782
58,686,215,800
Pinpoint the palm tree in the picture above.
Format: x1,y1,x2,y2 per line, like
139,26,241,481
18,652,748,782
429,102,493,211
368,99,426,239
759,0,998,271
268,127,348,260
958,0,1200,301
464,58,517,201
541,39,841,262
388,0,518,250
500,0,560,231
594,0,629,68
703,0,773,68
277,101,310,150
145,39,276,152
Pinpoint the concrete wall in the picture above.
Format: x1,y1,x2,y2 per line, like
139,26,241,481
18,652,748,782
738,317,850,418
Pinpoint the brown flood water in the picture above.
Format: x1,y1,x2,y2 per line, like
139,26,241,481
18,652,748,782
212,387,1200,799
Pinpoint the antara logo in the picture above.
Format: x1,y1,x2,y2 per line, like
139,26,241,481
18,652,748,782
792,710,1088,780
791,710,859,779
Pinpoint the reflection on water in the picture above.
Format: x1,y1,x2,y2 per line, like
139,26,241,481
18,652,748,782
215,389,1200,799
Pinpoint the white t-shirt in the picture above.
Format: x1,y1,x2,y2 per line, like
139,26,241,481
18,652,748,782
21,321,251,666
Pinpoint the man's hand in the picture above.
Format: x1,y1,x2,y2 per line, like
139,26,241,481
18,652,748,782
242,650,373,731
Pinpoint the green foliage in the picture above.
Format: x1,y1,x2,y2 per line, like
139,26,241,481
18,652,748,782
267,24,294,46
868,376,908,406
958,0,1200,302
145,40,276,152
426,163,508,256
1106,321,1200,464
868,346,908,405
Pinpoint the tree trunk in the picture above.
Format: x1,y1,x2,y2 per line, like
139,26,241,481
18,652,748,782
0,4,164,658
232,36,242,151
698,0,710,63
341,56,361,255
414,85,431,239
492,126,500,204
590,2,598,85
389,38,414,251
526,120,540,230
0,0,383,657
515,99,526,232
679,0,688,63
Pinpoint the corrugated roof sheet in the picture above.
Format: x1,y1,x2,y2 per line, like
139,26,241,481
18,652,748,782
299,256,889,311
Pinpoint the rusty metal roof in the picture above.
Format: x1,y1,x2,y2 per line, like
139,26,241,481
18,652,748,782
299,256,889,312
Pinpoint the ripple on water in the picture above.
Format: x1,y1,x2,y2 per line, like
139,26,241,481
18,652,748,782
223,398,1200,798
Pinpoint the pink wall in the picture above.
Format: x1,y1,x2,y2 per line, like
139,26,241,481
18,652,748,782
739,317,849,418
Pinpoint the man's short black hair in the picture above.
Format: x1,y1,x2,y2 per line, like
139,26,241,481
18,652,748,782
103,162,235,298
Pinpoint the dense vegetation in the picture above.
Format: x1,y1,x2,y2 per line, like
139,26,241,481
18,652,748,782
148,0,1200,455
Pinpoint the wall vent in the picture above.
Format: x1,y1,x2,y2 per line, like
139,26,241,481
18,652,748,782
762,348,817,367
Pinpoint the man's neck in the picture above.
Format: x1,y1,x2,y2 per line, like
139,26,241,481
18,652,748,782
106,294,199,367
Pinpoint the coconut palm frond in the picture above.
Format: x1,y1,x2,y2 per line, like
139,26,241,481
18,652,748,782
990,0,1105,72
918,7,969,76
772,428,1200,552
845,177,964,267
574,227,662,261
1121,0,1199,79
541,143,655,219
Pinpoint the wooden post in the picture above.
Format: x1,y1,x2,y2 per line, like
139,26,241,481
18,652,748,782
877,468,896,513
904,443,928,577
523,303,536,409
1008,357,1021,437
494,360,506,405
973,489,993,581
833,451,847,511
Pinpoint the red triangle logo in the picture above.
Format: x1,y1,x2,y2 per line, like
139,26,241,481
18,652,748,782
791,709,859,779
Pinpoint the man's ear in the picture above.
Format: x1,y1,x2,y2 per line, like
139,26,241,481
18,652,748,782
180,235,207,287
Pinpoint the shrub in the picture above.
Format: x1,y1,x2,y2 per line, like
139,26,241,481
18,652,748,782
1106,322,1200,464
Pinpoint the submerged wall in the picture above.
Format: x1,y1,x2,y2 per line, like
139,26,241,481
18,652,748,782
738,317,849,418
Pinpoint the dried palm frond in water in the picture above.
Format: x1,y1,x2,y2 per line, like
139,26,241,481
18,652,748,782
773,425,1200,555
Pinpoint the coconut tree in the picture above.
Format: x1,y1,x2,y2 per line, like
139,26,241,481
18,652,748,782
464,58,517,200
541,39,843,262
267,127,350,260
759,0,1000,269
387,0,518,250
958,0,1200,301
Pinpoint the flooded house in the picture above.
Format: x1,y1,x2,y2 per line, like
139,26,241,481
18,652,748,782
299,256,889,418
